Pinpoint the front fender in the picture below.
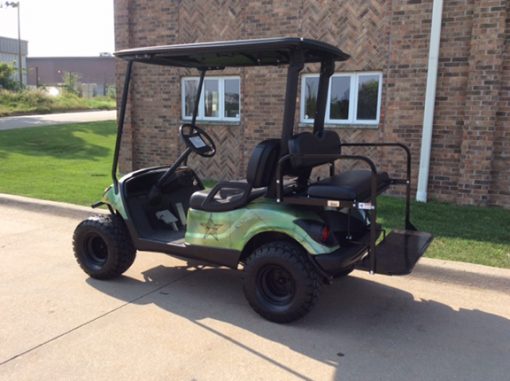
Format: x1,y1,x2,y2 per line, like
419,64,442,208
102,185,128,219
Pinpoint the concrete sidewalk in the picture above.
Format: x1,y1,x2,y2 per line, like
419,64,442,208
0,110,116,130
0,194,509,380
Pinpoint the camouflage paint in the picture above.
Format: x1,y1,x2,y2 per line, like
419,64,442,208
185,198,338,255
102,185,128,219
103,178,338,256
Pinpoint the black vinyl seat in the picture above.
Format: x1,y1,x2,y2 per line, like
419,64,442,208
190,139,280,212
288,131,390,202
189,183,266,212
307,170,390,201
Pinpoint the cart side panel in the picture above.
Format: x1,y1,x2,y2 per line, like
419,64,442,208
185,199,338,255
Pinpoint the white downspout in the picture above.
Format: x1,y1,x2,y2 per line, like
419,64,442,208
416,0,444,202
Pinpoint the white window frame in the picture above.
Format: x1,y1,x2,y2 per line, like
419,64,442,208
300,72,383,126
181,76,241,122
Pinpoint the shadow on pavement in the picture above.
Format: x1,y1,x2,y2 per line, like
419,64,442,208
87,264,510,380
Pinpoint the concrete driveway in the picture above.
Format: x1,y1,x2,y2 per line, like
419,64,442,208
0,194,509,380
0,110,116,131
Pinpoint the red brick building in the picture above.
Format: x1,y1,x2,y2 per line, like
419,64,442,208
113,0,510,208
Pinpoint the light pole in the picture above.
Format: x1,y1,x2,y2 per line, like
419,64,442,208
1,1,22,87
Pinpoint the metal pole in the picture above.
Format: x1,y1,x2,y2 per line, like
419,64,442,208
2,1,22,87
16,1,22,87
417,0,444,202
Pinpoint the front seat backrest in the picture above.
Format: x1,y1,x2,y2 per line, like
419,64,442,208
246,139,281,188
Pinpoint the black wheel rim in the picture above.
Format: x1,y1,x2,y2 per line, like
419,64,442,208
84,233,108,267
257,265,296,306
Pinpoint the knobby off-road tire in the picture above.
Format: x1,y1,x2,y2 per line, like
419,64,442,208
73,215,136,280
243,241,321,323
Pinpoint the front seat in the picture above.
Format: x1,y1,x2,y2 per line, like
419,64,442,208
189,139,280,212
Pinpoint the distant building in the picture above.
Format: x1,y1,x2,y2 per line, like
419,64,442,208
0,36,28,85
26,56,115,97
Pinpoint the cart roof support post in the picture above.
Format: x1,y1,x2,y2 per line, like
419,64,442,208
313,59,335,135
112,60,133,193
191,70,206,126
280,50,305,156
184,69,206,166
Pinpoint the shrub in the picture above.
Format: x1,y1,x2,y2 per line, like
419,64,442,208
0,89,53,115
0,88,116,117
0,63,18,91
106,85,117,99
62,71,82,96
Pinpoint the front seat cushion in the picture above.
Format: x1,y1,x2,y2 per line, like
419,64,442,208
189,186,267,212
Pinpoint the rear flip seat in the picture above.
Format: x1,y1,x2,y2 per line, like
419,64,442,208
307,170,390,201
288,131,390,201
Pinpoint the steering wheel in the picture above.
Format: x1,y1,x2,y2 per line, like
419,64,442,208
180,123,216,158
149,123,216,205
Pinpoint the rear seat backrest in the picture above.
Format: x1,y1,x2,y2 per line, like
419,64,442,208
288,131,341,170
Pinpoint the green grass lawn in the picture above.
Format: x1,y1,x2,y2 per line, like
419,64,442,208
378,196,510,268
0,122,509,268
0,121,115,205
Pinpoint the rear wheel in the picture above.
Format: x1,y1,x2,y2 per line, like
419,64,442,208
73,215,136,279
243,241,321,323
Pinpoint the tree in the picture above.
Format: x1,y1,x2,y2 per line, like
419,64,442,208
62,71,82,96
305,81,318,120
0,62,18,90
357,80,379,119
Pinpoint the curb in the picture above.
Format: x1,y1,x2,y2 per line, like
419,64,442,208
410,257,510,293
0,110,117,131
0,193,108,219
0,109,116,119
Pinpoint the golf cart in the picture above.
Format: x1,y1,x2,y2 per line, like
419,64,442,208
73,37,433,323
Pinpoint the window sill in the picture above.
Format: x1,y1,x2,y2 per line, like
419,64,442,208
298,123,379,129
181,120,240,126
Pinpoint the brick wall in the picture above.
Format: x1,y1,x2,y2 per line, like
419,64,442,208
114,0,510,208
491,6,510,206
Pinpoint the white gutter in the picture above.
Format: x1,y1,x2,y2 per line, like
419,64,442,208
416,0,444,202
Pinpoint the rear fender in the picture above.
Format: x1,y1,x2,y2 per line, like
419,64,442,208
185,201,338,255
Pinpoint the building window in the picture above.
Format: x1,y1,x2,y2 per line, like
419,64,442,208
301,72,382,125
182,76,240,122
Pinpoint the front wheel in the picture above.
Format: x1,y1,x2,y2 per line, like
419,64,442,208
73,215,136,279
243,241,321,323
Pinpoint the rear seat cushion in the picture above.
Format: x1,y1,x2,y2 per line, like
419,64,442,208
307,170,390,201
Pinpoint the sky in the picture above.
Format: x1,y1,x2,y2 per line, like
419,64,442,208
0,0,114,57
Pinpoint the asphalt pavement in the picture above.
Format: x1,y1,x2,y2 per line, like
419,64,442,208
0,110,116,130
0,193,509,381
